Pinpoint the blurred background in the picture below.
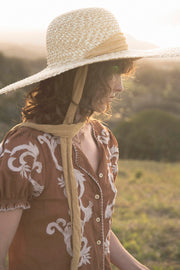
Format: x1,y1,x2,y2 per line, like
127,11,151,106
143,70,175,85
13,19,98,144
0,1,180,269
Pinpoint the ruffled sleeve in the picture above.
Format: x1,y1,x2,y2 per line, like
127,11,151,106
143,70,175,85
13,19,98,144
0,128,45,211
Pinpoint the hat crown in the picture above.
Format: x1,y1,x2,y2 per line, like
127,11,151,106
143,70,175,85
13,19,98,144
46,8,121,66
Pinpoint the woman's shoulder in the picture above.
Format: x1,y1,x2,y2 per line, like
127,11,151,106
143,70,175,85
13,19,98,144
90,119,118,147
90,119,109,130
90,119,114,136
0,125,58,156
1,126,41,147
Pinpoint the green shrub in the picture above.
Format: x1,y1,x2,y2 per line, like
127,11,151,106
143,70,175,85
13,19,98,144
114,109,180,161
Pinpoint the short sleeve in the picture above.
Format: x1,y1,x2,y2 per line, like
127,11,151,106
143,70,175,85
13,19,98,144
0,128,45,212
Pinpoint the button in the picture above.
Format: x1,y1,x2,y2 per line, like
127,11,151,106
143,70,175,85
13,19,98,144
97,240,101,245
95,194,100,200
96,217,101,222
99,173,103,178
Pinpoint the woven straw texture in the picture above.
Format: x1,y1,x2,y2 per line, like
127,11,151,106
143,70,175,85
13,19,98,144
0,7,180,94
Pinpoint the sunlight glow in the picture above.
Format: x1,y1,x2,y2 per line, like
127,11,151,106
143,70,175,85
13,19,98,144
1,0,180,47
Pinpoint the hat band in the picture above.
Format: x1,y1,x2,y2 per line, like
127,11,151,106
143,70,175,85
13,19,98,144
86,32,128,58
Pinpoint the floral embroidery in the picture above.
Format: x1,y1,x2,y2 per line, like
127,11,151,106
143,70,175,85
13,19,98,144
107,162,117,194
80,236,91,265
37,133,67,195
109,145,119,161
46,218,73,256
104,229,111,255
57,176,65,188
38,133,62,171
46,168,93,267
0,139,11,158
8,143,42,177
97,126,118,258
30,178,45,197
58,176,67,197
0,141,3,156
97,129,110,145
6,141,44,196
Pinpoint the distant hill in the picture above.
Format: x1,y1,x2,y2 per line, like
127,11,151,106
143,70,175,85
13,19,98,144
0,42,46,60
0,30,158,60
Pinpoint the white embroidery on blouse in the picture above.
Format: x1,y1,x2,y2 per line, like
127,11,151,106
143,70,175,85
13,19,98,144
37,133,68,196
104,143,118,255
74,169,93,226
57,176,68,197
106,141,119,193
104,134,119,256
37,133,62,171
0,139,12,158
107,161,117,195
0,149,11,158
104,199,116,256
73,142,106,269
30,178,45,197
92,122,118,266
104,227,111,255
57,176,65,188
97,129,110,145
8,143,41,176
80,236,91,265
46,169,93,267
0,203,31,212
109,145,119,160
46,218,72,256
37,133,67,196
0,141,3,156
7,142,44,196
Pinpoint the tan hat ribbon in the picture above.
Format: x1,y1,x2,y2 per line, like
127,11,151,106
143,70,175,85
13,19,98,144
86,32,128,58
63,65,88,124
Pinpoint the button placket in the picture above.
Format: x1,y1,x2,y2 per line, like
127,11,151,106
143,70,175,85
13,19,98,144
99,172,103,178
74,122,107,268
95,194,100,200
97,240,101,245
96,217,101,222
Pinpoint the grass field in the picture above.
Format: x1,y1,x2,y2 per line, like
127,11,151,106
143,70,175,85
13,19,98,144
5,160,179,269
111,160,180,270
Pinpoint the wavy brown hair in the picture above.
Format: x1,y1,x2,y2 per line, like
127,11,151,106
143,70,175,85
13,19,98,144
22,59,134,124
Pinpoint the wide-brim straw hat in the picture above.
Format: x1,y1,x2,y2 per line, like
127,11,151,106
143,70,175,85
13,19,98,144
1,7,180,95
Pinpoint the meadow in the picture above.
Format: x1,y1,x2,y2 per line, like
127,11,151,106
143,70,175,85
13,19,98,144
111,160,180,270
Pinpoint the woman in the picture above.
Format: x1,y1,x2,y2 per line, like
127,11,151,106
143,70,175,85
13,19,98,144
0,7,179,270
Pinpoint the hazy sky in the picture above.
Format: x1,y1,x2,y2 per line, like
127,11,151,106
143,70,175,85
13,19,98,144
1,0,180,47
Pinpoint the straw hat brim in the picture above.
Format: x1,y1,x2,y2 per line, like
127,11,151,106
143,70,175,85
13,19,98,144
0,47,180,95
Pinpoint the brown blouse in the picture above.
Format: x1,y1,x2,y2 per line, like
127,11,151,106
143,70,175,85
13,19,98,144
0,120,119,270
